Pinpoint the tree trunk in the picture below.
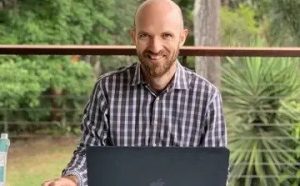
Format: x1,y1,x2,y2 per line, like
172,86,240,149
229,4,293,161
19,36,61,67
194,0,221,87
221,0,229,6
83,55,102,79
50,88,63,122
0,0,17,10
90,55,102,78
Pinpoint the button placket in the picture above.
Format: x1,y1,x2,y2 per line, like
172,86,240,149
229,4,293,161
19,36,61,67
150,96,161,146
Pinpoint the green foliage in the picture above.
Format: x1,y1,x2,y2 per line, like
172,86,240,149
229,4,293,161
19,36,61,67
0,60,43,109
220,5,259,46
0,0,137,44
223,0,300,46
29,57,95,94
174,0,194,38
0,0,139,133
222,57,300,185
264,0,300,46
0,57,94,132
279,99,300,185
109,0,138,44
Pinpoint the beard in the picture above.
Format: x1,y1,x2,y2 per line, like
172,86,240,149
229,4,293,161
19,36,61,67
137,47,179,78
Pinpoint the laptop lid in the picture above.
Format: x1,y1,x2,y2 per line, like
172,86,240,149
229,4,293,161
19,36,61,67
87,146,229,186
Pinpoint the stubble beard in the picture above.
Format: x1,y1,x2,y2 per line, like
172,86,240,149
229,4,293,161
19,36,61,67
138,48,179,78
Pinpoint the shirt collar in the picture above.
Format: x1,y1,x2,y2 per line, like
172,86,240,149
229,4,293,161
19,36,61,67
131,61,189,90
131,63,146,86
173,61,189,90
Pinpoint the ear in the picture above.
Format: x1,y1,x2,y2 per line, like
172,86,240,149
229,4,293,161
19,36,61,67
179,29,189,47
130,28,137,45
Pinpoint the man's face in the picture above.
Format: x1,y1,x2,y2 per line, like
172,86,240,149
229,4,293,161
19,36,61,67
132,6,187,78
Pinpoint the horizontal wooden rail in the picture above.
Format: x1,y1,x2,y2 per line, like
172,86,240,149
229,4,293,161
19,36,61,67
0,45,300,57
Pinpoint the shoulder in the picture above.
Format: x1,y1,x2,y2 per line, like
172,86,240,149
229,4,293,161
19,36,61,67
95,63,137,88
99,63,137,81
183,67,220,97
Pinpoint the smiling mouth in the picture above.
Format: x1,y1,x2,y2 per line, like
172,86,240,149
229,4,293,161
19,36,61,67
147,54,164,61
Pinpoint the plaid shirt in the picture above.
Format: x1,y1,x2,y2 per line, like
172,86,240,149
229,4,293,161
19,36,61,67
62,61,227,186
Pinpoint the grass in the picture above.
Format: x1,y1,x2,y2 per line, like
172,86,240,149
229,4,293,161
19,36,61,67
7,136,78,186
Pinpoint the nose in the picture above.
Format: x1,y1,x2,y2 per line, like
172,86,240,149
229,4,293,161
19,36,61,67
148,37,163,54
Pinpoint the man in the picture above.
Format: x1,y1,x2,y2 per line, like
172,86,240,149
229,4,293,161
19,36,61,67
42,0,227,185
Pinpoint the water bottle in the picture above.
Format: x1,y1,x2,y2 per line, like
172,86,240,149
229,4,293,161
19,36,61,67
0,133,10,186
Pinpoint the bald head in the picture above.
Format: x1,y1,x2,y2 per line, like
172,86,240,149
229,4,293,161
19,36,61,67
134,0,184,29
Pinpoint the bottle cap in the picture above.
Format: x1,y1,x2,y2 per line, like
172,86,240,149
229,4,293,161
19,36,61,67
1,133,8,139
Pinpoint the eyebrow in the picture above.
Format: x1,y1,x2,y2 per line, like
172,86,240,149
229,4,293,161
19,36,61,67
137,30,175,35
136,31,151,37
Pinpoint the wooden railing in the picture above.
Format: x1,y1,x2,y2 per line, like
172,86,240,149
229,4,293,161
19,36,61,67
0,45,300,57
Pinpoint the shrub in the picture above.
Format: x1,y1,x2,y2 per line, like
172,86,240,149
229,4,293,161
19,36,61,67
222,57,300,185
0,57,94,133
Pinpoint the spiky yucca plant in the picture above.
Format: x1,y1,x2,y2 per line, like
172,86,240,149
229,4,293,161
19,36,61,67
222,57,300,186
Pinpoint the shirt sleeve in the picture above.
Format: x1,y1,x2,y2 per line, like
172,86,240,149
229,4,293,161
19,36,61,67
62,80,109,186
203,89,227,147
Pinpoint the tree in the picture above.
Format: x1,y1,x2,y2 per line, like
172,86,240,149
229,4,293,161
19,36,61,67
0,0,16,10
0,0,139,133
220,5,260,46
193,0,221,87
221,0,300,46
221,0,229,6
264,0,300,46
0,57,94,133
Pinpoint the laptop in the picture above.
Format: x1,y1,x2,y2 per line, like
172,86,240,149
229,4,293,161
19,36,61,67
87,146,229,186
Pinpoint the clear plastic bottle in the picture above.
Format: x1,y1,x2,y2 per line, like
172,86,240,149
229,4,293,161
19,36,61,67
0,133,10,186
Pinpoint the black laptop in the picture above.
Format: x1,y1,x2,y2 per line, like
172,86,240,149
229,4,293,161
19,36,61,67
87,146,229,186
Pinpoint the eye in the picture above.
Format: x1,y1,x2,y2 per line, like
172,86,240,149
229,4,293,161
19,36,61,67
162,33,173,39
138,33,149,39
